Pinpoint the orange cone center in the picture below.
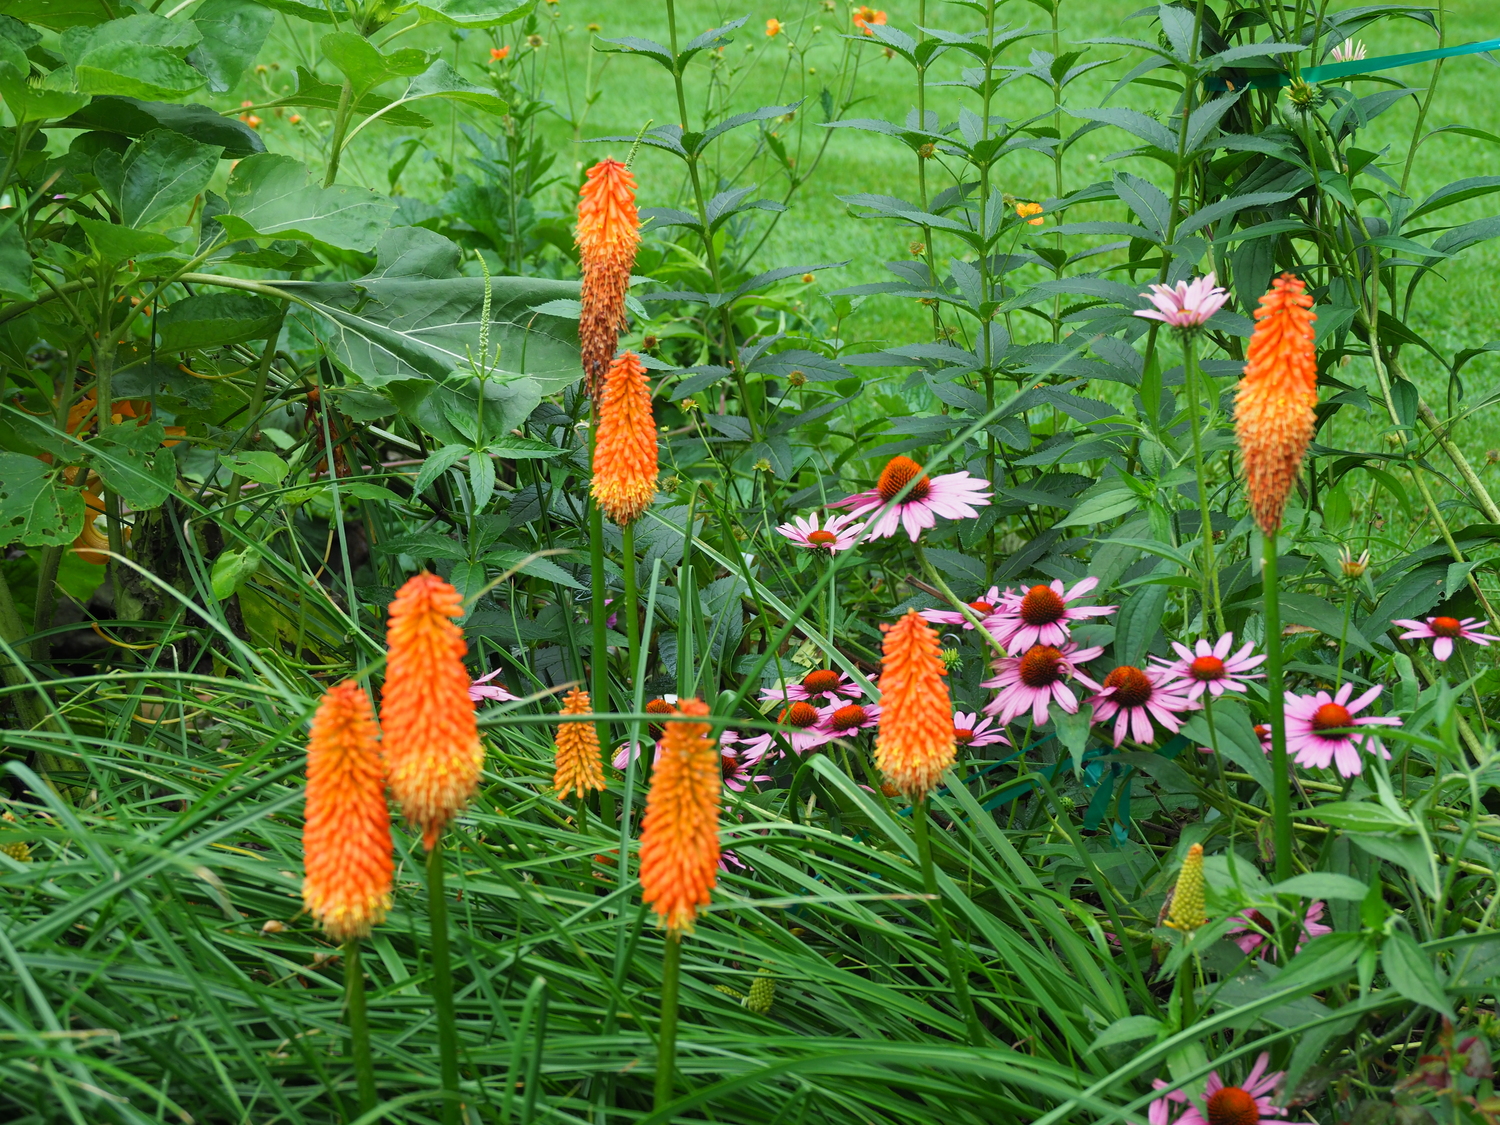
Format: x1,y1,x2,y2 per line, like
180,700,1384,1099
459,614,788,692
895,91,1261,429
876,456,932,503
1017,645,1066,688
1019,585,1066,626
1102,666,1153,708
1311,702,1353,732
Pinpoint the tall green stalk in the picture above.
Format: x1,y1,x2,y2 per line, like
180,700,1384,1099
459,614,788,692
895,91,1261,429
913,799,984,1046
427,840,462,1125
654,931,683,1109
344,938,377,1115
1181,334,1224,635
1261,542,1293,882
588,418,611,820
622,521,640,689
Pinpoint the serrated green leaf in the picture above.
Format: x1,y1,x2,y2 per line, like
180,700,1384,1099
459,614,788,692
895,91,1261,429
93,420,176,510
0,454,85,547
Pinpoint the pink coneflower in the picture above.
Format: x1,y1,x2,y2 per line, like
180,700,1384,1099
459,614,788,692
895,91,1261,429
1331,38,1367,63
1284,683,1399,777
760,667,864,705
613,741,661,770
830,455,991,541
952,711,1009,748
1149,1052,1312,1125
771,699,830,755
816,701,881,742
982,642,1104,725
1227,901,1332,960
920,585,1012,631
468,668,517,703
720,736,772,792
988,577,1116,654
1089,665,1197,747
1392,615,1499,662
1133,272,1229,331
1153,633,1266,699
776,511,866,553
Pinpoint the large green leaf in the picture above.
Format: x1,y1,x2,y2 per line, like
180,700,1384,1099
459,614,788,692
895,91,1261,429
75,44,208,100
0,40,87,121
396,0,531,29
91,420,176,511
155,293,282,352
320,31,429,97
0,0,115,31
275,226,580,391
0,222,30,301
268,66,433,128
0,453,84,547
61,13,201,64
188,0,274,93
61,97,264,156
217,153,396,252
401,58,506,112
100,129,222,229
75,216,182,262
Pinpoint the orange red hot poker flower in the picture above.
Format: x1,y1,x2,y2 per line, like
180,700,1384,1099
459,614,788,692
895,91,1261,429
576,158,641,399
1235,273,1318,536
875,609,955,800
302,681,393,942
380,573,484,850
591,350,658,525
553,687,606,800
638,698,722,933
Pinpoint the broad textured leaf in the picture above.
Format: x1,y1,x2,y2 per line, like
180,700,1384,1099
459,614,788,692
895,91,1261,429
1301,801,1411,833
218,154,396,252
0,222,30,301
398,59,506,112
112,129,222,229
1272,873,1370,901
486,550,582,589
156,294,282,352
269,66,433,128
75,44,207,101
0,0,117,31
396,0,531,28
76,216,180,261
0,454,84,547
1278,592,1376,654
188,0,274,93
210,547,260,600
219,451,288,485
1113,581,1168,668
321,31,429,97
92,420,175,510
61,96,264,156
1382,931,1451,1016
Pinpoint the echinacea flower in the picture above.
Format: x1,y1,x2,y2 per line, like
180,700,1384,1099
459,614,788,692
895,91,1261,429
760,667,865,705
1331,38,1367,63
830,455,991,541
720,734,772,792
1149,1052,1312,1125
301,681,392,942
982,641,1104,725
952,711,1009,748
818,701,881,741
852,5,886,34
576,158,640,398
770,699,830,755
1153,633,1266,699
1227,900,1332,959
1393,615,1499,662
874,610,955,799
613,740,661,770
989,577,1115,654
468,668,517,703
1133,272,1229,331
381,574,484,850
1089,664,1196,747
591,351,658,525
553,687,605,800
920,585,1012,631
1339,546,1370,579
1235,273,1318,535
638,698,722,933
1283,683,1399,777
776,511,866,552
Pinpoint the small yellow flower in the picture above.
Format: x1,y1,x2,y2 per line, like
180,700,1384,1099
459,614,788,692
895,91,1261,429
1016,201,1045,226
766,17,782,36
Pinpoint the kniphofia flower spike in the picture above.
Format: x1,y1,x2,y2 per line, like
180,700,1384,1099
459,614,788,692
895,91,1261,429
554,688,606,800
591,350,658,525
576,158,640,399
381,573,485,849
302,681,393,942
639,699,723,933
874,610,955,799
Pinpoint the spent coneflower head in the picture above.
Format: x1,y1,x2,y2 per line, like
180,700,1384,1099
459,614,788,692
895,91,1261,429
302,681,393,942
576,158,640,399
874,610,955,799
554,687,606,800
1235,273,1318,536
639,698,723,933
591,350,658,525
1165,843,1206,932
381,574,484,850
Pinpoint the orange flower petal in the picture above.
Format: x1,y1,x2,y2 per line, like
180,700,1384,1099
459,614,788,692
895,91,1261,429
591,351,658,525
875,610,954,799
639,698,721,933
554,687,606,799
577,158,640,399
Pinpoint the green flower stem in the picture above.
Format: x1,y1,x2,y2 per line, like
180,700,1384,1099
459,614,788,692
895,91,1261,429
323,79,355,188
654,930,683,1109
623,521,641,692
588,419,612,822
1262,539,1293,883
913,798,985,1046
1181,333,1224,635
344,938,376,1115
427,839,462,1125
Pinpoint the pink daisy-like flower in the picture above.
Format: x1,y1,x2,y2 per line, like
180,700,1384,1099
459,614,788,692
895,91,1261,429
920,585,1013,631
1149,1052,1313,1125
829,455,991,542
720,736,772,792
767,699,830,755
815,700,881,743
988,577,1115,654
468,668,517,703
1154,633,1266,700
1331,37,1367,63
612,740,660,770
1283,683,1399,777
760,667,865,706
982,642,1104,725
952,711,1009,748
1133,272,1229,331
776,511,866,553
1088,665,1197,747
1227,901,1332,960
1392,615,1499,662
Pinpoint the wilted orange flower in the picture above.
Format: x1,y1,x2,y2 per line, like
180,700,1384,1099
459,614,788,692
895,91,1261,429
638,698,721,933
853,5,886,34
1016,201,1045,226
591,351,657,525
554,687,605,799
875,610,955,799
1235,273,1318,535
302,681,393,942
766,17,782,36
380,574,484,849
576,158,640,399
